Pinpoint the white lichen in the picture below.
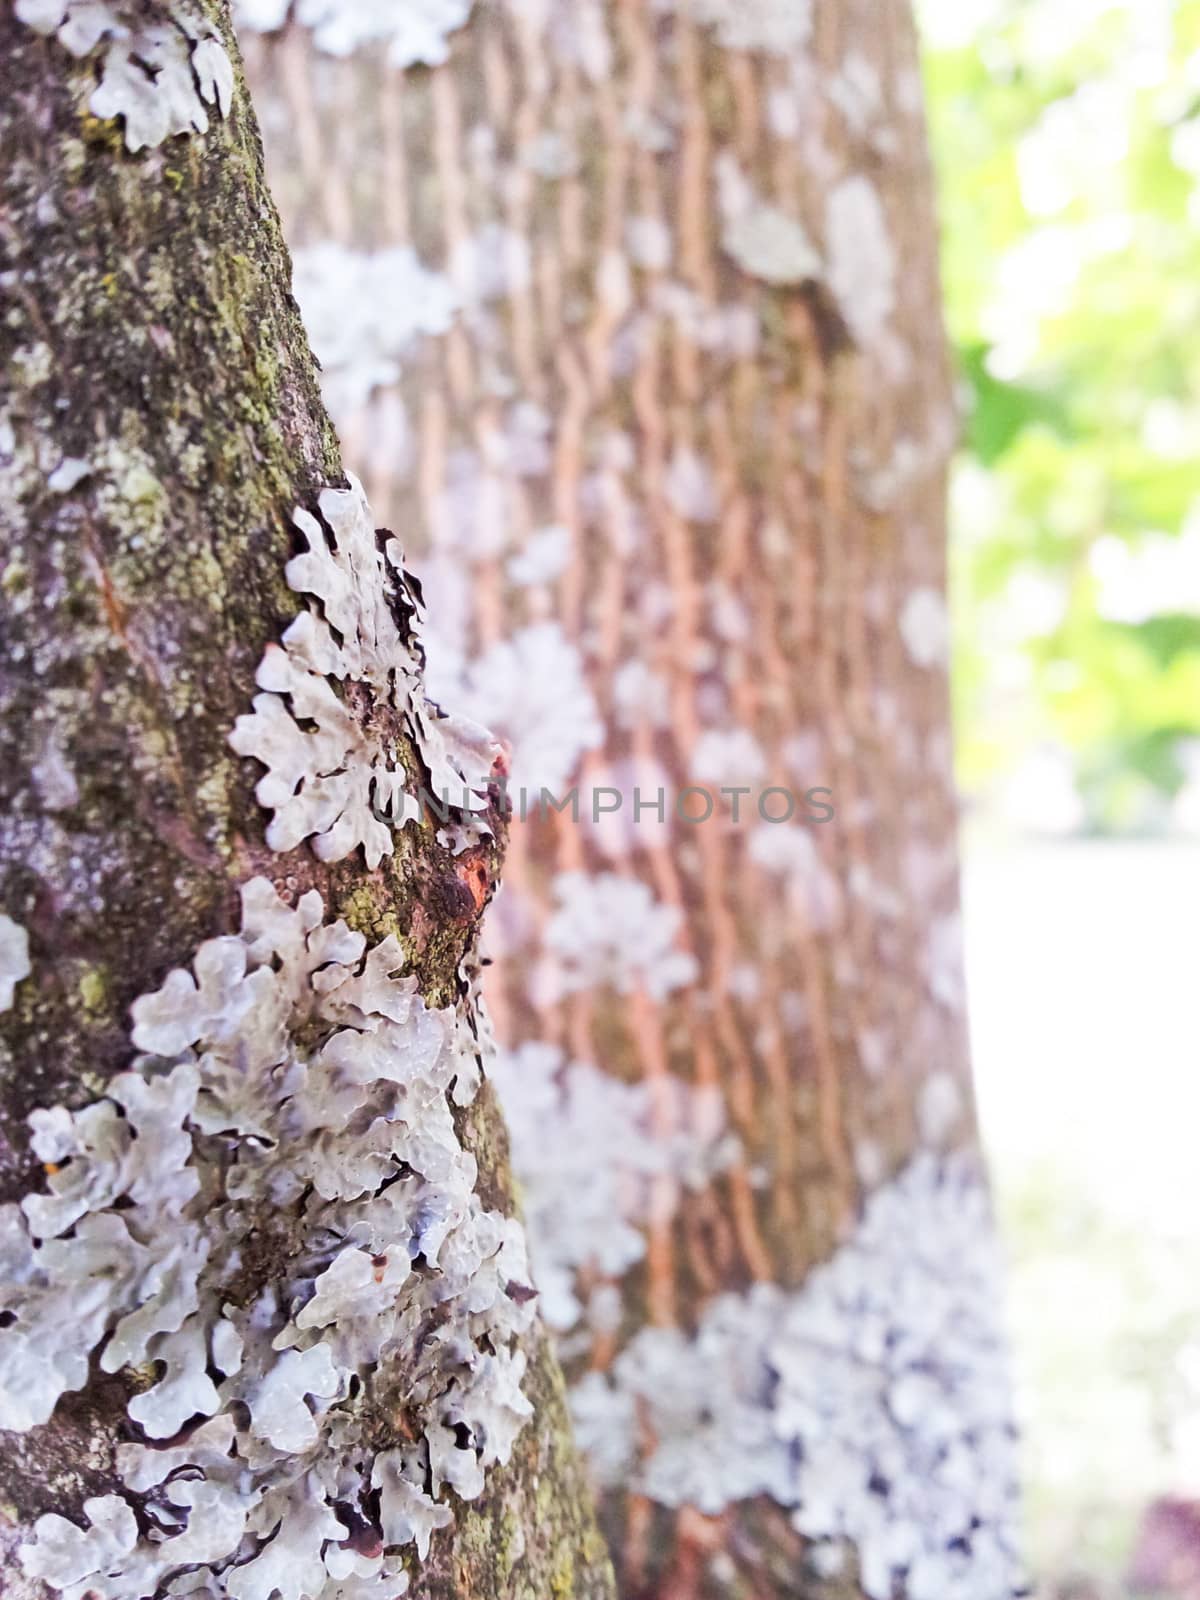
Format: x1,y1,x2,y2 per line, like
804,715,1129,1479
715,153,821,285
624,104,676,154
16,0,234,153
829,53,885,136
291,245,458,421
826,175,897,347
663,446,719,523
0,913,31,1012
708,579,752,644
505,523,572,587
46,456,92,494
595,250,634,318
748,824,842,930
519,130,579,180
31,731,80,812
500,0,612,83
8,877,536,1598
424,622,601,796
649,281,759,358
898,585,951,669
229,476,496,868
918,1070,965,1146
574,1154,1023,1600
543,872,698,1001
612,660,671,730
625,216,673,273
479,401,553,479
231,0,289,27
420,408,554,567
490,1043,738,1329
657,0,812,56
235,0,474,68
20,1497,139,1592
927,912,967,1012
728,204,819,284
691,728,767,785
449,224,532,304
569,1371,637,1488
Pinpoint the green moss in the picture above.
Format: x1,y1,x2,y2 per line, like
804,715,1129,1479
335,880,404,943
76,113,126,157
550,1548,577,1598
77,968,108,1013
495,1509,522,1583
1,560,29,596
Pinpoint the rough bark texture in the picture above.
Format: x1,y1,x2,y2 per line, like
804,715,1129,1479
0,9,614,1599
241,4,1021,1600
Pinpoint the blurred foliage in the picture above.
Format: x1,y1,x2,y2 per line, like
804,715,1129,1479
920,0,1200,834
997,1154,1200,1592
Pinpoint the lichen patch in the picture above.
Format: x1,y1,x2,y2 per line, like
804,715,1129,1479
0,913,31,1012
490,1042,738,1330
826,175,897,347
16,1,234,153
570,1155,1023,1600
715,153,821,285
662,0,812,57
229,476,496,867
898,585,951,669
7,878,537,1599
235,0,475,68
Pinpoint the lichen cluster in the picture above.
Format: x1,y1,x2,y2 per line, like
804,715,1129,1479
0,914,31,1012
425,625,602,798
229,477,497,869
490,1042,738,1333
289,246,458,420
235,0,474,68
14,0,234,152
542,873,699,1003
6,876,537,1599
659,0,813,56
569,1154,1023,1600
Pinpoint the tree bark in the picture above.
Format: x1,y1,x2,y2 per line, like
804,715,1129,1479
0,7,613,1599
240,4,1024,1600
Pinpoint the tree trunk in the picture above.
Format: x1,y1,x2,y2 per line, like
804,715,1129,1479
0,7,613,1599
239,4,1024,1599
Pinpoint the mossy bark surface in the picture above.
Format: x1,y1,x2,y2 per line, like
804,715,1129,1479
0,9,614,1597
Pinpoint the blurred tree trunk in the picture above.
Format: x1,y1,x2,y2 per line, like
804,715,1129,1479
0,6,612,1599
240,4,1023,1599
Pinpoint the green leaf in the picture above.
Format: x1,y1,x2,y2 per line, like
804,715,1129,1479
958,344,1071,465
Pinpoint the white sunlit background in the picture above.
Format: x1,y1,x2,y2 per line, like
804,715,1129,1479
920,1,1200,1594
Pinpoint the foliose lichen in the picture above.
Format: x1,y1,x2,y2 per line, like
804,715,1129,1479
656,0,812,56
15,0,234,153
825,176,897,348
569,1154,1024,1600
714,153,821,286
0,913,31,1012
542,872,699,1003
290,246,457,421
229,476,496,868
424,624,602,798
490,1042,738,1332
234,0,474,69
898,585,951,670
6,876,538,1599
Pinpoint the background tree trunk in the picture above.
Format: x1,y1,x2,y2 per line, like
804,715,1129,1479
0,7,613,1598
240,3,1024,1599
